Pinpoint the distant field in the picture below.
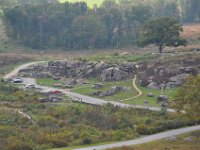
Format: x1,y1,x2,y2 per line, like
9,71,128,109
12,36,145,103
182,24,200,39
181,24,200,47
59,0,104,7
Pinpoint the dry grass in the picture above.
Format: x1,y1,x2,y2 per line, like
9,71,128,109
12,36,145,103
182,24,200,40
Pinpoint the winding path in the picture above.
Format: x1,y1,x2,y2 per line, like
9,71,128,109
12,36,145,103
3,61,176,113
120,75,142,101
4,61,200,150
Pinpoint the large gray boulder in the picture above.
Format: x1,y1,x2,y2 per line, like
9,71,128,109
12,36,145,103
148,82,160,89
169,74,189,85
157,95,169,103
113,68,129,81
92,83,104,89
100,67,114,82
65,78,77,86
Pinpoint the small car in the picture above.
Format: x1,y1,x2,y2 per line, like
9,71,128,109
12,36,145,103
25,84,36,89
12,78,23,83
50,90,62,94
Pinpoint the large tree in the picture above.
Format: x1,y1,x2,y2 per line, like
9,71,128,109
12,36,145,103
138,17,187,53
173,75,200,122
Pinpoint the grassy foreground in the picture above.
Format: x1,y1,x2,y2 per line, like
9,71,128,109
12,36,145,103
109,130,200,150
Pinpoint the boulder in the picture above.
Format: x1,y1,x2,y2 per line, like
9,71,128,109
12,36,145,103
157,95,169,103
100,67,114,82
66,78,77,86
148,82,160,89
147,93,154,97
166,136,177,141
113,68,128,81
110,86,124,94
93,83,104,89
53,76,61,80
166,82,176,89
169,74,189,85
89,91,102,96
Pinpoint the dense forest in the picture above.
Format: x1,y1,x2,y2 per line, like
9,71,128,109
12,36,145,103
1,0,200,50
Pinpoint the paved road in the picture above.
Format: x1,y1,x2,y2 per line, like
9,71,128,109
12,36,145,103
4,61,176,113
4,61,200,150
38,86,175,112
74,125,200,150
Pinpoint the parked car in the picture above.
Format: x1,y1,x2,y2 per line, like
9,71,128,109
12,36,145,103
50,90,62,94
25,84,36,89
12,78,23,83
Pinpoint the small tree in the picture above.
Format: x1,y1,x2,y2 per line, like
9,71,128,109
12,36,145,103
173,75,200,122
138,17,187,53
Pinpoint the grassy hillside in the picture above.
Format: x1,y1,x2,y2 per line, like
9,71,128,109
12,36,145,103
59,0,104,7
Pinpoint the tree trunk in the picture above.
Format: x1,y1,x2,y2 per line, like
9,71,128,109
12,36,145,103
159,45,163,53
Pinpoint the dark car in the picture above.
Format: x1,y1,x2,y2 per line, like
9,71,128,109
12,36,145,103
12,78,23,83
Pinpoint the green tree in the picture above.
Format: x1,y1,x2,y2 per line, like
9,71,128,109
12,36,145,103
138,17,187,53
173,75,200,121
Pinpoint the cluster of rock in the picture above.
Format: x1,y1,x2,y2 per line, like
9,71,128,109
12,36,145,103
140,61,200,89
47,60,137,81
39,95,63,103
19,65,51,78
89,86,130,98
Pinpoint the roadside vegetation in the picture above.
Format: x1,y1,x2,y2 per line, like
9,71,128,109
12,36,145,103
0,82,198,150
108,131,200,150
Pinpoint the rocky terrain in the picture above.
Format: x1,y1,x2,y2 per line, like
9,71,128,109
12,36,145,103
18,55,200,91
19,60,138,82
139,56,200,89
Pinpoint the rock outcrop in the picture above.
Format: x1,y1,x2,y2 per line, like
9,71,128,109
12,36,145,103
48,60,137,81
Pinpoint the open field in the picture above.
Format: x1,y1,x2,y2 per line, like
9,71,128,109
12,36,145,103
59,0,104,7
181,23,200,47
72,79,177,107
109,130,200,150
182,24,200,39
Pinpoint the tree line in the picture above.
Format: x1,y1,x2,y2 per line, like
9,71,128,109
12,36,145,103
2,0,200,50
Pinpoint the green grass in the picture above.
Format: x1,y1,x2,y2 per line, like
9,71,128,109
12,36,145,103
79,53,159,64
72,79,178,107
72,79,138,101
124,82,178,106
59,0,104,7
36,78,64,86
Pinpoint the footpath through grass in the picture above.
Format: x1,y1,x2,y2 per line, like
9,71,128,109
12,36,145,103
72,79,178,107
72,79,138,101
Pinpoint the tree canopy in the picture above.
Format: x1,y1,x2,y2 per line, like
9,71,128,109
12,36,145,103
2,0,200,50
138,17,187,53
173,75,200,122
